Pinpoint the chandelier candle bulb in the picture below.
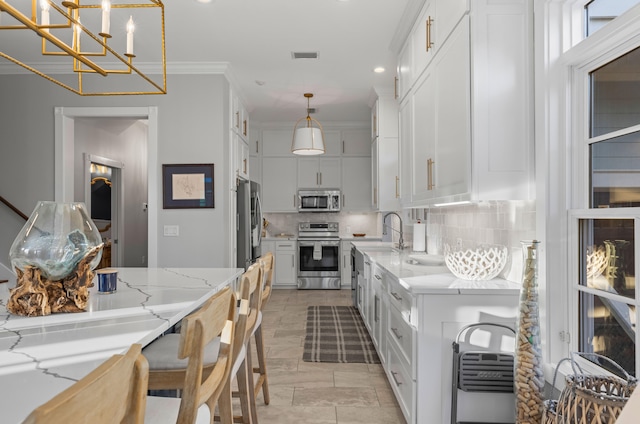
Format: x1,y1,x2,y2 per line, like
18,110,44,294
100,0,110,37
40,0,50,31
126,15,134,56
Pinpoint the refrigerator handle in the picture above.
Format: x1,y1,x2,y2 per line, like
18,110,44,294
255,192,263,247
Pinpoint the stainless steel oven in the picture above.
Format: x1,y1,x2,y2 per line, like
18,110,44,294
297,222,341,289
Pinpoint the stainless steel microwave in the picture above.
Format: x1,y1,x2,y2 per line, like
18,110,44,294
298,189,341,212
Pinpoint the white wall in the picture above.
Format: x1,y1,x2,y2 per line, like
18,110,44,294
0,73,230,269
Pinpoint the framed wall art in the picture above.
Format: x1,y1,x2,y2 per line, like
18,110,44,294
162,164,214,209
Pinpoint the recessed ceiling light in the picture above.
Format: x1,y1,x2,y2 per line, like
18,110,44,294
196,0,213,3
374,67,385,73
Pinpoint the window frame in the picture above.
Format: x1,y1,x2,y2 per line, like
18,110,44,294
563,5,640,373
567,209,640,375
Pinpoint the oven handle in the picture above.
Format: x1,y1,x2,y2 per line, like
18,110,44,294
298,240,341,247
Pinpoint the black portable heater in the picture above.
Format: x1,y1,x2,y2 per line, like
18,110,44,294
451,323,516,424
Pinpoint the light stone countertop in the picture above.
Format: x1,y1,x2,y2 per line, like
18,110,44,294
0,267,243,423
352,242,520,295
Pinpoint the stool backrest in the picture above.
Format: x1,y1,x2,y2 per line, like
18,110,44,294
235,262,263,356
257,252,274,306
23,344,149,424
176,286,236,423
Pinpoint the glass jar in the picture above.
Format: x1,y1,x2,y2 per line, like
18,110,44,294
9,201,103,281
515,240,544,423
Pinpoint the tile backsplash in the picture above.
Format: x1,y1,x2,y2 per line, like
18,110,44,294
419,200,536,282
263,212,379,239
264,200,536,282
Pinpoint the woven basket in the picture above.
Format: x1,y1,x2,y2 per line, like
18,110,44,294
542,353,637,424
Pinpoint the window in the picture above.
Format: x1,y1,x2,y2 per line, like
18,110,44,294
585,0,640,36
569,41,640,377
573,214,637,376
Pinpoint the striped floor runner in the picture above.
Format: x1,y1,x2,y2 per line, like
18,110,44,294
303,305,380,364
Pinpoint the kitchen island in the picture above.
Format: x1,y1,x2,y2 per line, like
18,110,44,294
0,267,242,423
352,242,520,424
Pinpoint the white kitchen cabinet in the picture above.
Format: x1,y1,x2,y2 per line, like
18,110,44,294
396,40,413,103
340,128,370,156
401,0,534,207
321,130,342,156
369,264,387,365
249,155,261,186
235,133,250,181
410,67,436,203
274,240,297,288
262,157,297,212
297,157,341,189
341,157,371,212
261,129,292,156
411,0,435,80
371,94,400,212
398,96,413,203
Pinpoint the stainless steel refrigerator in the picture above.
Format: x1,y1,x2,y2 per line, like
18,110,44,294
237,180,263,270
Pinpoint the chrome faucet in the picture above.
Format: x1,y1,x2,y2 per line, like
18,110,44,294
383,212,404,250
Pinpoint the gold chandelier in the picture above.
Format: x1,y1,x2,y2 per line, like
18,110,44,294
0,0,166,95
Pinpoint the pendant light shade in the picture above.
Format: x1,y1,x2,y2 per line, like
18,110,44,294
292,93,325,155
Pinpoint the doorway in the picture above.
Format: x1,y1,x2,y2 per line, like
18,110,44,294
84,155,124,268
54,106,159,267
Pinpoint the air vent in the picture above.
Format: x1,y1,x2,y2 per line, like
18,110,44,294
307,108,316,114
292,52,319,59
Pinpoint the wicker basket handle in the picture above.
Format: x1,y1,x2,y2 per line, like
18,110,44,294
570,352,637,384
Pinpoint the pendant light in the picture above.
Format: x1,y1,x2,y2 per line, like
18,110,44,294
291,93,325,155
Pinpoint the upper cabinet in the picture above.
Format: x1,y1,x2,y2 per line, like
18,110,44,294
397,0,468,102
341,129,370,156
399,0,534,207
298,157,341,189
371,94,401,211
230,87,250,181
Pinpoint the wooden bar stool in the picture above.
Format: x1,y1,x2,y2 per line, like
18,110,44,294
23,343,149,424
143,285,237,424
144,265,262,424
252,252,274,405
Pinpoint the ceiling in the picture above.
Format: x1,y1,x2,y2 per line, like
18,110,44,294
0,0,416,124
164,0,413,124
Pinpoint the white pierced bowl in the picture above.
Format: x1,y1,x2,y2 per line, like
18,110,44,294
444,244,508,281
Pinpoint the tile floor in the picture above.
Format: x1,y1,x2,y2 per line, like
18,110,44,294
251,289,406,424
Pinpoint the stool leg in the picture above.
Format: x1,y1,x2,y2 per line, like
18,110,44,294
244,339,259,423
217,379,234,424
253,324,270,405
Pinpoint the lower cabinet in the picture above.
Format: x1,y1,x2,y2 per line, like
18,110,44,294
262,240,297,288
357,251,519,424
340,241,352,288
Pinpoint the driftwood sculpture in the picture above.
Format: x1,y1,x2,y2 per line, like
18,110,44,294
7,245,102,317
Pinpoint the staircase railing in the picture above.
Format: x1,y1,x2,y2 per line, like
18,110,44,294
1,195,28,283
0,195,28,221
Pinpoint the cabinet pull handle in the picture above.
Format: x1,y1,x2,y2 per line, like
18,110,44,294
374,274,382,280
427,158,435,190
320,172,322,186
236,111,240,128
342,194,345,207
375,296,379,322
292,255,294,268
343,256,345,268
342,140,345,154
373,187,377,205
365,261,370,265
426,16,434,52
390,371,403,386
294,194,297,208
256,140,259,154
373,115,377,135
391,291,402,301
391,327,403,340
395,176,399,198
394,76,398,99
316,172,320,186
243,119,247,136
